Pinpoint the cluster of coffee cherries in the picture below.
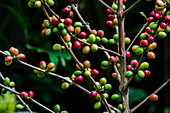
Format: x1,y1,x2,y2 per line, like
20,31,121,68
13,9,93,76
34,61,55,78
28,0,55,8
16,91,34,110
4,47,25,66
1,77,15,94
54,104,68,113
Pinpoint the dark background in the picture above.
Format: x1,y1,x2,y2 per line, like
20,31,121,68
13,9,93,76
0,0,169,113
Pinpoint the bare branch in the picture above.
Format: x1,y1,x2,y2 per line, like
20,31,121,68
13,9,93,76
131,78,170,113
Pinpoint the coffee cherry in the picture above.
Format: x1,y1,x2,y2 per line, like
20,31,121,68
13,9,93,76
149,22,158,30
106,9,113,14
67,25,74,32
1,88,7,94
5,56,13,62
88,34,96,43
126,51,131,58
91,69,99,76
74,75,83,83
60,111,68,113
58,23,65,29
45,28,51,36
39,61,46,69
150,10,155,17
47,62,55,69
74,22,83,27
94,102,101,110
125,70,133,78
165,26,170,32
17,54,25,60
83,60,91,68
9,47,19,56
132,45,139,52
140,62,149,69
125,37,131,44
64,33,71,42
28,91,34,98
109,39,116,44
131,60,138,68
62,7,70,15
156,0,164,6
135,47,143,56
101,37,108,43
100,77,107,85
61,82,69,90
37,72,45,78
90,91,97,98
91,44,98,52
20,91,28,98
35,1,41,7
143,70,151,78
109,56,117,63
97,30,104,37
157,31,167,38
147,51,155,60
138,70,145,78
103,93,109,99
91,29,97,35
127,65,132,70
112,3,118,10
78,32,87,39
64,18,72,25
54,104,61,112
147,36,154,43
9,81,15,87
153,13,160,20
101,61,110,67
68,0,74,4
140,33,148,40
53,44,62,51
118,104,123,110
113,34,119,41
147,17,154,23
160,22,167,29
111,94,120,100
16,104,24,110
74,41,81,49
108,14,113,20
140,40,148,47
106,20,114,27
47,0,54,6
41,29,46,36
145,27,153,34
61,29,67,36
74,70,83,76
148,42,157,50
82,46,90,54
84,70,91,77
113,18,118,25
164,15,170,22
28,1,35,8
53,18,59,25
149,94,158,101
104,84,112,91
4,77,10,86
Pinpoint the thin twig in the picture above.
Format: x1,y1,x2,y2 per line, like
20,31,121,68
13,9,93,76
98,0,117,14
131,78,170,113
123,0,142,16
126,22,148,53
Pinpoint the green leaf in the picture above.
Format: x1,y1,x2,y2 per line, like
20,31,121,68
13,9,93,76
139,12,147,19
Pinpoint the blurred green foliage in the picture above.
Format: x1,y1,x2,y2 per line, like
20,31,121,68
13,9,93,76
0,0,169,113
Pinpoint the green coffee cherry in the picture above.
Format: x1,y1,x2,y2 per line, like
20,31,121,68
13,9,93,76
9,81,15,87
140,33,148,40
149,22,158,30
103,93,109,99
94,102,101,110
58,23,65,29
61,82,69,90
61,29,67,36
101,37,108,44
54,104,60,112
37,72,45,78
61,110,68,113
45,28,51,36
84,70,91,77
100,77,107,85
95,36,101,43
74,70,83,76
53,27,60,34
88,34,96,43
104,84,112,91
1,88,7,94
135,47,143,56
28,1,35,8
16,104,24,110
113,19,118,25
74,22,83,27
4,77,10,86
53,44,62,51
48,0,55,6
125,71,133,78
138,70,145,78
140,62,149,69
112,3,118,10
113,34,119,40
118,104,123,110
111,94,120,101
157,31,167,38
43,20,50,27
101,61,110,67
35,1,41,8
109,39,117,44
91,44,98,52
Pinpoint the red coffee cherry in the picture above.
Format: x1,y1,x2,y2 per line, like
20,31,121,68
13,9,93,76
160,22,167,29
147,36,154,43
41,23,46,28
53,18,59,25
90,91,97,98
153,13,160,20
149,94,158,101
147,51,155,60
5,56,13,62
164,15,170,22
127,65,132,70
68,0,74,4
109,56,117,63
150,11,155,17
106,9,113,14
74,41,81,49
62,7,70,15
97,30,104,37
47,62,55,69
74,75,83,83
28,91,34,98
41,29,46,36
91,69,99,76
131,60,138,68
78,32,87,39
145,27,153,34
143,70,151,78
20,91,28,98
39,61,46,69
147,17,154,23
9,47,19,56
64,18,72,25
106,20,114,27
140,40,148,47
126,51,131,58
17,54,25,60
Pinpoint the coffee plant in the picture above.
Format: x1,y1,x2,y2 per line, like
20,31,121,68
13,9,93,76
0,0,170,113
